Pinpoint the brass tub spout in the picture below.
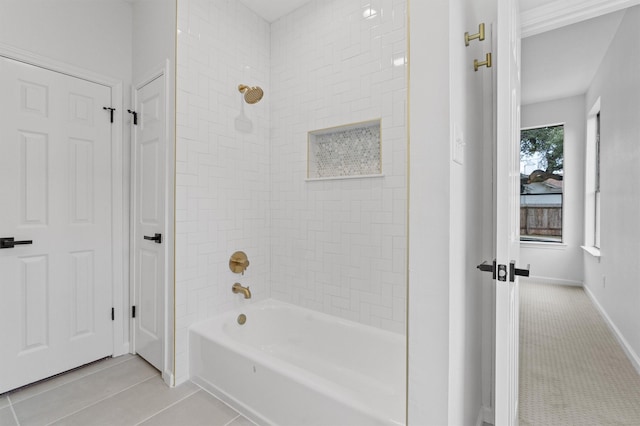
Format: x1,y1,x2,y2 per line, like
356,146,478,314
232,283,251,299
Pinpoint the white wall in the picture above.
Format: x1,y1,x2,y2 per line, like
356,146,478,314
584,6,640,364
175,0,271,384
448,0,490,423
132,0,176,85
0,1,132,85
520,95,585,286
408,0,491,423
269,0,407,334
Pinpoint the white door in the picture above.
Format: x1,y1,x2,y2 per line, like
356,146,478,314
494,0,522,424
0,57,113,393
132,74,166,372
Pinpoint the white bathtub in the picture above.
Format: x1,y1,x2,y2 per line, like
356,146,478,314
189,299,406,426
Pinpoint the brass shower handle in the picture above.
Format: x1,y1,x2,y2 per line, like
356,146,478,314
229,251,250,274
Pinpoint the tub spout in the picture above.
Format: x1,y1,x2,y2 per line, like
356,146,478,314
232,283,251,299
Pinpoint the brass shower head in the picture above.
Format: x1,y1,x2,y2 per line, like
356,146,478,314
238,84,264,104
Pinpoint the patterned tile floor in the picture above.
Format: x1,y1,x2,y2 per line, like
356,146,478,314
0,355,254,426
519,282,640,425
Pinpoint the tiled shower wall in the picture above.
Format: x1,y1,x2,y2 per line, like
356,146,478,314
269,0,407,334
175,0,271,382
175,0,407,382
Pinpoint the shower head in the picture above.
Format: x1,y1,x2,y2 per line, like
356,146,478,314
238,84,264,104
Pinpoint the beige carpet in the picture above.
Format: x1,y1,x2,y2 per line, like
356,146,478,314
519,282,640,425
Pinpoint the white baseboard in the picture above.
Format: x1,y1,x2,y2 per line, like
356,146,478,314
583,285,640,375
162,370,174,387
476,406,493,426
522,276,583,287
113,343,130,357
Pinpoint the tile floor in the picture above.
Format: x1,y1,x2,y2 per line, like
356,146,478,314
0,355,255,426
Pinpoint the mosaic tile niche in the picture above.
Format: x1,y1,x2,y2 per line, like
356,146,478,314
307,119,382,179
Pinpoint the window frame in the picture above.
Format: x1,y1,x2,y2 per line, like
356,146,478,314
519,123,565,244
583,99,601,256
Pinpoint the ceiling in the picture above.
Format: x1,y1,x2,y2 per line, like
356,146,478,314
521,9,626,105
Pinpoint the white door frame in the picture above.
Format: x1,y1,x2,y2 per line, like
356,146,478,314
492,0,523,422
130,60,174,386
0,42,128,357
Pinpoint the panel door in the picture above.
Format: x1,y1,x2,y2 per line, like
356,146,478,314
132,75,166,372
0,57,113,393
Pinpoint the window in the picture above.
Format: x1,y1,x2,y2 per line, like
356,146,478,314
584,99,601,253
594,112,601,248
520,125,564,243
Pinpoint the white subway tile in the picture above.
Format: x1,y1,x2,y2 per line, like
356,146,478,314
175,0,406,383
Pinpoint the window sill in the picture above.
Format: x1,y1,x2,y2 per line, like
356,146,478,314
521,241,567,250
581,246,601,258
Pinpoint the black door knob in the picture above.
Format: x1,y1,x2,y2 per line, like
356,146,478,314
143,233,162,244
0,237,33,249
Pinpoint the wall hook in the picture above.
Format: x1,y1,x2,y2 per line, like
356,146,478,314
465,23,485,46
474,53,492,72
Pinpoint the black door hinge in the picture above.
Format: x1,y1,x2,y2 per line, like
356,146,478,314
111,307,115,321
132,305,136,318
127,109,138,125
103,107,116,123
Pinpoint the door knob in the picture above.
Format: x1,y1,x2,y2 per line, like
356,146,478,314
143,233,162,244
0,237,33,249
509,261,530,282
477,260,497,279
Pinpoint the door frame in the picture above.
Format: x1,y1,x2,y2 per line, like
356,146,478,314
130,61,174,386
0,43,127,356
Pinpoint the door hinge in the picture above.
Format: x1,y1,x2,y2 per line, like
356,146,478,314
132,305,136,318
103,107,116,123
111,307,115,321
127,109,138,125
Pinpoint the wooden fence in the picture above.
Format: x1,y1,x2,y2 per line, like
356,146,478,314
520,206,562,238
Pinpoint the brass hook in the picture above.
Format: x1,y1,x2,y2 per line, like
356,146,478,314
465,23,485,46
474,53,492,72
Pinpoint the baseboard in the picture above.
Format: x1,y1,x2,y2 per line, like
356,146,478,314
583,285,640,375
475,405,493,426
162,370,174,387
522,276,583,287
113,343,130,357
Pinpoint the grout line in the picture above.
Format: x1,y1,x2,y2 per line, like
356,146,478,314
133,388,201,426
44,374,159,426
223,414,241,426
7,395,20,426
9,356,136,405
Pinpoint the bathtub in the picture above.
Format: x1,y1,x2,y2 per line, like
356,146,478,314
189,299,406,426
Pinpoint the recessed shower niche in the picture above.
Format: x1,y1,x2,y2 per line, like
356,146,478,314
307,119,382,180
